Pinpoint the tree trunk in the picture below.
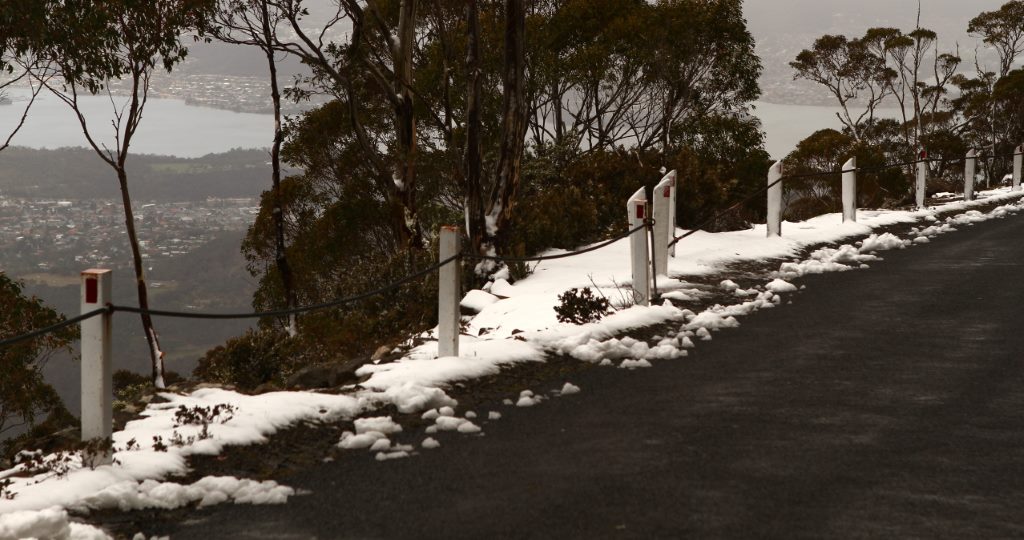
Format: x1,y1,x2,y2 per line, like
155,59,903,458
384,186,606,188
262,5,297,337
482,0,528,257
116,166,164,388
465,0,487,257
393,0,423,250
552,81,564,145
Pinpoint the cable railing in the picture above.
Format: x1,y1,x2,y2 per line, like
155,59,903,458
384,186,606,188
0,226,647,350
2,150,1022,350
669,151,1020,248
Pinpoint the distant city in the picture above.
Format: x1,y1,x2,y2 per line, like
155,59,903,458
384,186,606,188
0,197,257,276
135,72,326,115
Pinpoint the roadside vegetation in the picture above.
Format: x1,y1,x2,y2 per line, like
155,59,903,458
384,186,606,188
3,0,1024,457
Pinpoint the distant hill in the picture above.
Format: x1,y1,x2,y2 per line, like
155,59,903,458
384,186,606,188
0,147,285,202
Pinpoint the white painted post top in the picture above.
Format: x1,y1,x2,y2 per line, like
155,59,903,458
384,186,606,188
81,269,112,306
842,156,856,171
967,149,978,159
1017,144,1024,155
628,187,647,222
655,170,676,192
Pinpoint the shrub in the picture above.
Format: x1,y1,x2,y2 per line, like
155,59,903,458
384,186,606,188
0,273,76,440
193,329,301,391
555,287,611,324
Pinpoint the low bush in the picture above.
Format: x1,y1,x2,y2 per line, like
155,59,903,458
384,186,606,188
554,287,612,325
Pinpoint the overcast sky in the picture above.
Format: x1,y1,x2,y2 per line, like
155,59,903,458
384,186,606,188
743,0,1007,43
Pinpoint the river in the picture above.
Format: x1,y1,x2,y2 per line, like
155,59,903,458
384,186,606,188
0,87,273,157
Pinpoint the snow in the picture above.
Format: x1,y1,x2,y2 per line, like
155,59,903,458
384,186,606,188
765,279,798,293
559,383,581,395
7,186,1024,538
354,416,402,435
421,437,441,449
460,289,499,313
431,415,480,434
375,450,410,461
0,507,112,540
338,432,385,450
516,395,539,407
456,422,482,434
75,476,294,512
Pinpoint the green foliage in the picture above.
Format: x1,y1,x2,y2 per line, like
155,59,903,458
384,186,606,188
784,128,913,219
555,288,611,325
113,369,182,404
38,0,216,92
170,403,236,443
0,273,76,439
193,329,302,391
220,0,768,378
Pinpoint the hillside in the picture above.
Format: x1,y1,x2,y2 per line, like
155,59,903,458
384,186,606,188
0,147,279,202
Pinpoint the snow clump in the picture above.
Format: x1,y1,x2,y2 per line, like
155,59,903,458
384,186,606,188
765,279,798,294
559,383,581,395
516,390,540,407
421,438,440,449
0,507,112,540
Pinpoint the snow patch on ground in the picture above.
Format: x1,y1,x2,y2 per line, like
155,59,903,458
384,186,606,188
75,476,294,512
0,507,112,540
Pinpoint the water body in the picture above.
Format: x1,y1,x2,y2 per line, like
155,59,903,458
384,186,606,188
0,86,900,163
0,87,272,158
751,100,903,161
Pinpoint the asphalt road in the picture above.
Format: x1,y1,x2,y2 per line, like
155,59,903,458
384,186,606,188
159,209,1024,539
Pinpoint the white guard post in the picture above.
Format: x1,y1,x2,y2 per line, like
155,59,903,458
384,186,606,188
652,170,676,276
668,171,678,257
916,150,929,209
437,226,461,358
766,161,783,237
1014,144,1023,192
80,268,112,466
964,149,977,201
628,188,650,306
842,156,857,223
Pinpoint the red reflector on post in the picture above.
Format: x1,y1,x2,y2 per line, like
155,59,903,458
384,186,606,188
636,204,645,219
663,186,671,197
85,277,98,304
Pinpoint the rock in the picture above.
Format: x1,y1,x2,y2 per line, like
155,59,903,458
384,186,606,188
286,358,369,390
371,345,392,361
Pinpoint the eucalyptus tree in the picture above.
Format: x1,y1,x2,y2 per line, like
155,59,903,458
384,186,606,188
214,0,297,336
966,1,1024,169
269,0,427,251
0,0,51,152
39,0,216,388
472,0,528,263
790,34,893,143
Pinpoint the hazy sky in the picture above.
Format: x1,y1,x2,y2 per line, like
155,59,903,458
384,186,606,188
744,0,1007,43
